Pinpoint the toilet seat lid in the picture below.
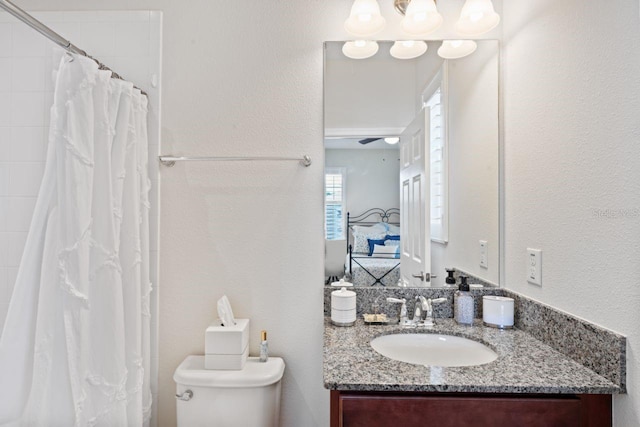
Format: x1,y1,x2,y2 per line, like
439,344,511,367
174,355,285,388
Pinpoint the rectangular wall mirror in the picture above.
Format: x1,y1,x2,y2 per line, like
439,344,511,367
323,40,500,288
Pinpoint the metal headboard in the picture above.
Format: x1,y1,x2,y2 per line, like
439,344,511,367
346,208,400,255
347,208,400,227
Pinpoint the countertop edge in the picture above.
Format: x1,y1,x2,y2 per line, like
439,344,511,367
323,382,621,395
323,318,621,396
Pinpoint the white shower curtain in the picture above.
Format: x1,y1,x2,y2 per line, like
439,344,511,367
0,54,152,426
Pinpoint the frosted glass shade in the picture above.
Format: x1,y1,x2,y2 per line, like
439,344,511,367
437,40,477,59
344,0,386,37
401,0,442,36
342,40,379,59
390,40,428,59
455,0,500,36
384,137,400,145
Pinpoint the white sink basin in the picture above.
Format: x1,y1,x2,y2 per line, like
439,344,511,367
370,333,498,367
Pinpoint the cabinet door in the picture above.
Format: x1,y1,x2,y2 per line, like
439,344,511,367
332,391,611,427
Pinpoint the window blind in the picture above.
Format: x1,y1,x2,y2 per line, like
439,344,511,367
325,169,346,240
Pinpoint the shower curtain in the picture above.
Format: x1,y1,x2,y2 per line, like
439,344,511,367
0,54,152,426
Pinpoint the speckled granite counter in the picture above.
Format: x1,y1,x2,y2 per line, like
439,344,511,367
323,318,621,394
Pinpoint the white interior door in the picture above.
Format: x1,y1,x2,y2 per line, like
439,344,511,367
399,108,432,286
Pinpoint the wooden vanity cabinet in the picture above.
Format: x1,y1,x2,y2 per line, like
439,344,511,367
330,390,611,427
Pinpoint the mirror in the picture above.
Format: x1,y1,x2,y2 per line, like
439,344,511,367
324,40,499,288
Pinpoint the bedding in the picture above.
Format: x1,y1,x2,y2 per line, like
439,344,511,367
345,253,400,286
351,222,389,254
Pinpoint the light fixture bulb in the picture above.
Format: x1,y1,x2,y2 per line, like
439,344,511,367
342,40,379,59
470,12,484,22
401,0,442,36
344,0,386,37
455,0,500,36
384,137,400,145
437,40,477,59
413,12,427,22
390,40,428,59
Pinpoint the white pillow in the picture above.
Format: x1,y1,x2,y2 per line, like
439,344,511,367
351,223,388,254
372,244,398,257
353,222,387,235
387,224,400,235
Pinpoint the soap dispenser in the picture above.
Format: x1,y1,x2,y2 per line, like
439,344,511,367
445,268,456,286
454,276,474,325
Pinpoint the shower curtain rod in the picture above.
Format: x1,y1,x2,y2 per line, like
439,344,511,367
0,0,147,95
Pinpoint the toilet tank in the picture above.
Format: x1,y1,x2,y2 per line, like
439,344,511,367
174,355,285,427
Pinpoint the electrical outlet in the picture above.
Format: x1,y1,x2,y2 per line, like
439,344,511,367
479,240,488,268
527,248,542,286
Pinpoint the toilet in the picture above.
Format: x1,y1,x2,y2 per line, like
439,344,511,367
174,355,285,427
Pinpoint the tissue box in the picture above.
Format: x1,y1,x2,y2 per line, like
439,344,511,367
204,318,250,370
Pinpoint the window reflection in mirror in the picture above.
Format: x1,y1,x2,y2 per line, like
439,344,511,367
324,40,500,288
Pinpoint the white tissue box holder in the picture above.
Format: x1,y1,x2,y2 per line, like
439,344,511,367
204,318,250,370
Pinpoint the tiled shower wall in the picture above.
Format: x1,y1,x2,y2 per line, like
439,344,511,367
0,10,162,425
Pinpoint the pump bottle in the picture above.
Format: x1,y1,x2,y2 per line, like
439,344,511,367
454,276,474,325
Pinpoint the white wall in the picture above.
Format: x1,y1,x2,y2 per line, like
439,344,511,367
8,1,505,426
431,41,500,286
503,1,640,425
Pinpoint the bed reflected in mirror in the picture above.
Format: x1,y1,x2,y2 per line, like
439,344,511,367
323,40,500,288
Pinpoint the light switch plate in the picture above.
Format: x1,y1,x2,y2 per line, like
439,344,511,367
479,240,488,268
527,248,542,286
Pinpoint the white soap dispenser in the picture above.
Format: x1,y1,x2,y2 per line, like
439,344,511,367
454,276,474,325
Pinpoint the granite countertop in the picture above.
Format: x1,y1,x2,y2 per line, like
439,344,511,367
323,318,621,394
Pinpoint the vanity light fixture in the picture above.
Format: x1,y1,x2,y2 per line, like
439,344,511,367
384,137,400,144
454,0,500,36
342,40,380,59
343,0,499,59
400,0,442,36
344,0,387,37
390,40,427,59
437,39,477,59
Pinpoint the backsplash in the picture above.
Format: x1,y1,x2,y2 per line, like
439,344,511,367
502,290,626,393
324,280,626,392
324,269,501,319
324,286,503,320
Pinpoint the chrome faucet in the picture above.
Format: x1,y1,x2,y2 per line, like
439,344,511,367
413,295,428,323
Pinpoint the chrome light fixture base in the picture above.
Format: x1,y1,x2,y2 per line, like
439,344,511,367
394,0,411,15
